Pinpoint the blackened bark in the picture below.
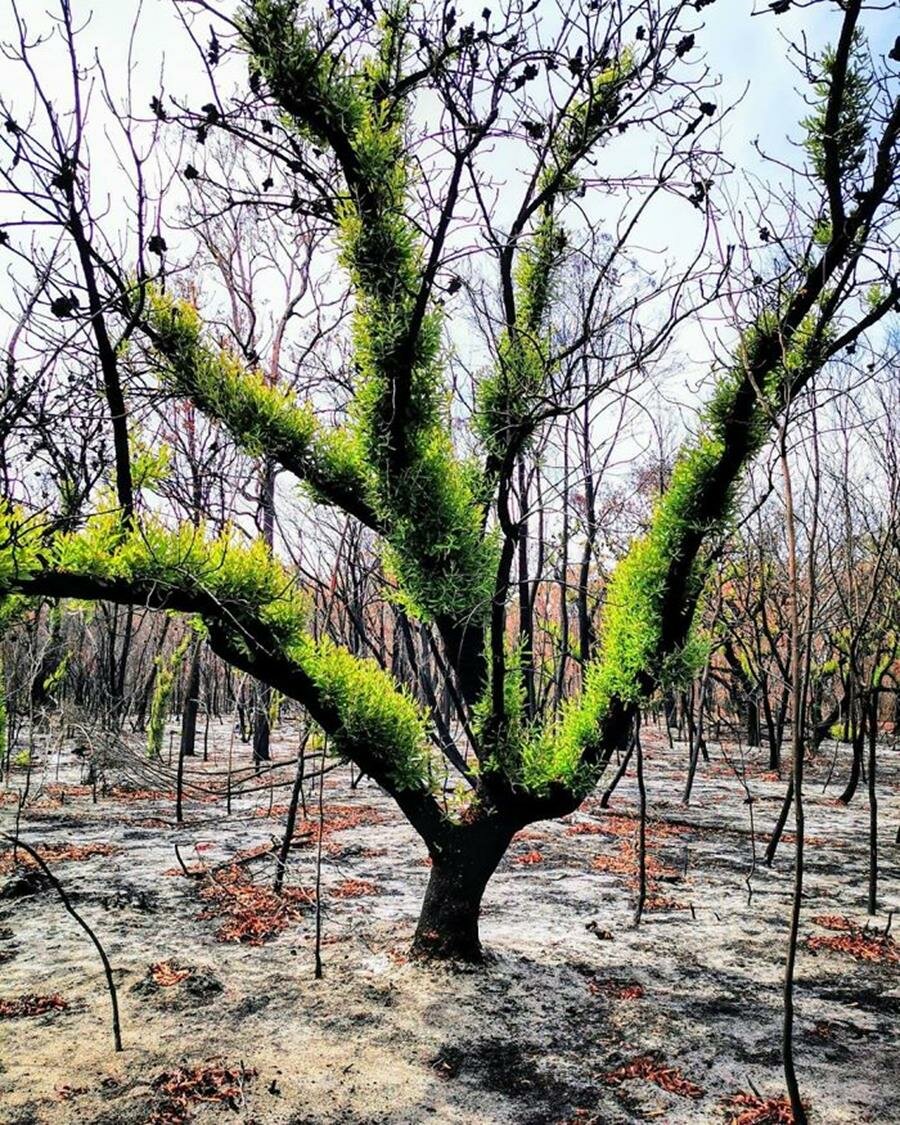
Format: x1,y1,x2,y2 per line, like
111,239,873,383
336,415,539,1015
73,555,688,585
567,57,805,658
867,691,878,915
253,685,272,764
412,819,516,961
746,699,761,749
838,700,866,805
812,699,840,751
179,641,202,758
772,690,790,772
765,775,794,867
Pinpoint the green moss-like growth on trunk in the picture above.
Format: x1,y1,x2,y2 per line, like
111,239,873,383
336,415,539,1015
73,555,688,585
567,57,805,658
146,289,377,524
296,634,431,790
477,206,564,463
802,33,870,185
242,1,496,624
476,51,634,467
146,290,316,458
147,634,192,759
553,49,635,180
516,308,828,797
0,506,433,792
146,289,348,474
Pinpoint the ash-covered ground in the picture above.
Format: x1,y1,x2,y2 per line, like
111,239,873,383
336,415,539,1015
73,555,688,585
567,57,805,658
1,721,897,1124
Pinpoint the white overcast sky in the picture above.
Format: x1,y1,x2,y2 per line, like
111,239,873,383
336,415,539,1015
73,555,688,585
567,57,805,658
0,1,897,416
2,1,896,294
4,2,894,157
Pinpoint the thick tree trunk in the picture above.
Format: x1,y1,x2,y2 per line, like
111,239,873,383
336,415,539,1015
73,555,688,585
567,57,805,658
412,820,516,962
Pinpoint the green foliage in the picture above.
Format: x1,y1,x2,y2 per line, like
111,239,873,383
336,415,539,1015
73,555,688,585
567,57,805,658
305,427,368,507
0,507,42,585
472,643,529,780
813,218,833,247
146,289,318,461
515,304,829,797
0,499,311,656
516,436,721,794
41,652,70,697
241,1,367,147
0,594,28,631
476,207,564,461
295,634,430,790
556,49,635,170
0,503,432,792
130,432,171,492
147,634,192,759
476,50,634,467
865,284,884,311
813,656,840,680
242,1,496,623
704,308,826,451
802,34,870,184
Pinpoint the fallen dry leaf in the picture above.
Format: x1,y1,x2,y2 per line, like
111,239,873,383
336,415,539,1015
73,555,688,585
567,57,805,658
602,1054,704,1099
197,865,313,945
149,961,193,987
0,841,118,875
0,993,68,1018
724,1091,796,1124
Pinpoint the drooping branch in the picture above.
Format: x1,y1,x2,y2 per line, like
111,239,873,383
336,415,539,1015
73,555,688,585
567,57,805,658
0,510,447,845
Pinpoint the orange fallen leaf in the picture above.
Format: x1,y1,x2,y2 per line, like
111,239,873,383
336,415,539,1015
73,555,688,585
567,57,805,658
0,993,68,1018
602,1054,704,1099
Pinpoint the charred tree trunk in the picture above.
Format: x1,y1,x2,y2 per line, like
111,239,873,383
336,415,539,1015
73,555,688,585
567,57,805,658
761,679,781,771
839,696,866,805
867,690,879,915
179,640,202,759
812,698,841,751
765,775,794,867
772,688,790,771
746,698,761,749
253,685,272,764
412,819,516,962
253,454,277,766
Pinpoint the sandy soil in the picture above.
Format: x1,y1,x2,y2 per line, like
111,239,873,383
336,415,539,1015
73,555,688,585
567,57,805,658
0,721,898,1124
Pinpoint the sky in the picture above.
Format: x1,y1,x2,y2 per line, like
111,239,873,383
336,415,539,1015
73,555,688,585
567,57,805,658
2,1,895,310
0,0,897,488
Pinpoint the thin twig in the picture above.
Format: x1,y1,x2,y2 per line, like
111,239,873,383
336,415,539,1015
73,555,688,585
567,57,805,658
1,831,122,1051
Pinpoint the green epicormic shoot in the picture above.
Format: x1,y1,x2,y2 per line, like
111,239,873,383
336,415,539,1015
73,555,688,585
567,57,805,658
144,289,373,524
147,633,192,759
477,51,635,470
476,203,564,469
513,310,829,797
6,5,874,822
241,1,495,623
0,506,432,793
803,32,870,186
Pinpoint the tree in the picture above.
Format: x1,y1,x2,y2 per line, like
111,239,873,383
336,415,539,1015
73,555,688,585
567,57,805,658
1,0,898,964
